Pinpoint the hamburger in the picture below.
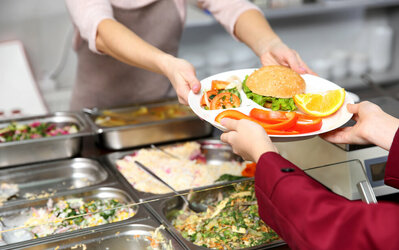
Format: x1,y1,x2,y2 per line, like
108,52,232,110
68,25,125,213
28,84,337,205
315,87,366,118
243,65,306,111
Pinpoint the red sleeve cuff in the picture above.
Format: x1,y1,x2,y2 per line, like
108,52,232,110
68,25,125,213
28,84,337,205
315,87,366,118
384,127,399,188
255,151,306,198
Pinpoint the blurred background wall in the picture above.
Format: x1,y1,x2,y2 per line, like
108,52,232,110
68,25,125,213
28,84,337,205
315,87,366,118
0,0,398,113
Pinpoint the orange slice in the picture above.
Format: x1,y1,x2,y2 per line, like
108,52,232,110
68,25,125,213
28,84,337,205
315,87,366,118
294,88,346,117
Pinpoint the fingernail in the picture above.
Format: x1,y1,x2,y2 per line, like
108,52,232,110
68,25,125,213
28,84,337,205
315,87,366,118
299,67,306,73
193,84,200,93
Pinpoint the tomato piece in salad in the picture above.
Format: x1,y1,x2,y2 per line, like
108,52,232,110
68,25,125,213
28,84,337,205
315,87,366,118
210,92,240,110
211,80,230,90
200,90,218,107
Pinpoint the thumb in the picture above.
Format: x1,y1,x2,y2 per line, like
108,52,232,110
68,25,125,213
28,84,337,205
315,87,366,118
346,103,359,114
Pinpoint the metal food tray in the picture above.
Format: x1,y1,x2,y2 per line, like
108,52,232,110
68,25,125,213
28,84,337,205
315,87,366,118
103,139,252,201
0,112,92,168
0,158,114,207
0,185,151,250
84,100,212,150
146,179,287,250
22,218,185,250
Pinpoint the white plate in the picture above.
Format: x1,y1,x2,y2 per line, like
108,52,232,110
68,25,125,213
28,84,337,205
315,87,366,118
188,68,354,141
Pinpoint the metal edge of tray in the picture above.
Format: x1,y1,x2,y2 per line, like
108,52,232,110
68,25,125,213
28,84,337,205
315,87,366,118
100,139,253,202
0,184,153,250
0,157,118,208
20,211,188,250
82,101,212,150
83,99,199,131
96,118,212,150
0,112,94,168
145,179,287,250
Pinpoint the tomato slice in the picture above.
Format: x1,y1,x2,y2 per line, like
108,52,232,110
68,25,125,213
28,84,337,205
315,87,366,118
215,110,297,131
211,80,230,90
250,109,322,134
242,162,256,177
288,114,322,133
250,108,289,124
210,92,240,110
200,90,218,107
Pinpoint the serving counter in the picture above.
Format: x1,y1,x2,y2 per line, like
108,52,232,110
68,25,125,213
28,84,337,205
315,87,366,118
0,98,381,250
0,101,294,250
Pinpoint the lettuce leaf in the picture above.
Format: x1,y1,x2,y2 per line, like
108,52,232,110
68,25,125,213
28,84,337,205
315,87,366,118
242,75,297,111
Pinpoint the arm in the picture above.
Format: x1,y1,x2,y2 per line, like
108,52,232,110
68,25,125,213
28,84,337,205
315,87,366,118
384,129,399,188
321,101,399,151
234,9,313,74
220,118,399,249
199,0,313,74
256,152,399,249
65,0,200,104
321,102,399,188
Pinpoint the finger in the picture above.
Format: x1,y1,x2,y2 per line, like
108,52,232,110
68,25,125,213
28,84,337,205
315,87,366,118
184,72,201,94
320,127,352,144
284,51,305,74
220,132,229,143
176,80,190,105
297,57,317,75
351,112,360,122
346,103,359,114
220,131,237,144
220,118,239,131
178,95,188,105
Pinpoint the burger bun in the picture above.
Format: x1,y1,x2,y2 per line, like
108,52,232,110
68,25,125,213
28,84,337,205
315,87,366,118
246,65,306,98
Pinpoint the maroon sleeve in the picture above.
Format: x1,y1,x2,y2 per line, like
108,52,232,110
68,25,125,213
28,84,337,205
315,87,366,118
255,152,399,250
384,128,399,188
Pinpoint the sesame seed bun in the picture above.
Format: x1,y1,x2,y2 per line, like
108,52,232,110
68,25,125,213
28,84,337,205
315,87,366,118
246,65,306,98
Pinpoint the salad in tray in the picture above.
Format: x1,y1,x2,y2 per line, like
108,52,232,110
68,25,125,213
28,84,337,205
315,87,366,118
190,65,353,138
172,181,280,249
0,121,78,143
0,197,135,245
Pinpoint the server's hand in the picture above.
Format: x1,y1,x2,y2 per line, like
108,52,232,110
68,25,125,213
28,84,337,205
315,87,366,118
220,118,278,163
259,38,315,75
163,56,201,105
321,101,399,151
